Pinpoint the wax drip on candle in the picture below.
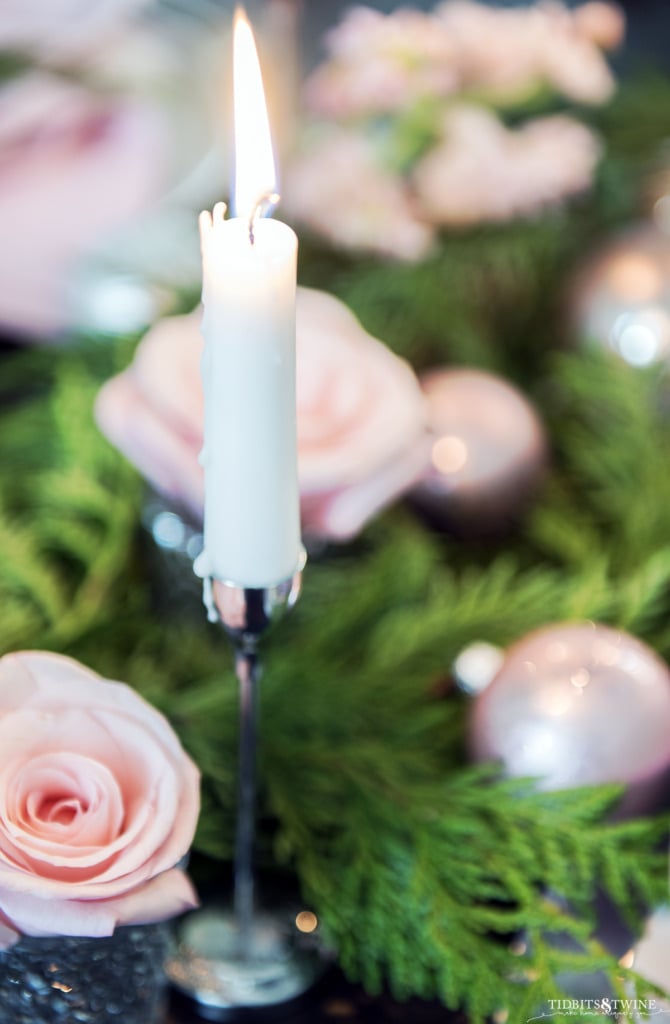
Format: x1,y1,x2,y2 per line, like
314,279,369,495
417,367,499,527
202,574,218,623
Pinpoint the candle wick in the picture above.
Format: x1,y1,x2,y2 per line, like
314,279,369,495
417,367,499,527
248,191,280,245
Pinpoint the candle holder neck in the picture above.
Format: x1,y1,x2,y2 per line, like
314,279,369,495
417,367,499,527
210,565,305,963
168,551,325,1016
232,641,259,962
205,549,305,644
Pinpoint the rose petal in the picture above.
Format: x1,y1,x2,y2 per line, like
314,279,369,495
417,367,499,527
0,887,120,938
303,435,431,540
100,868,199,927
0,914,19,950
0,0,151,63
131,310,204,441
11,753,125,846
0,74,165,337
0,869,197,939
0,652,191,763
96,373,205,520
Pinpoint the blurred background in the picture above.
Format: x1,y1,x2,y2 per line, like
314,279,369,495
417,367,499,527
1,0,669,346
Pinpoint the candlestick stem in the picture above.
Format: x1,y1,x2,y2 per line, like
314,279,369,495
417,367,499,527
233,639,259,960
168,555,325,1016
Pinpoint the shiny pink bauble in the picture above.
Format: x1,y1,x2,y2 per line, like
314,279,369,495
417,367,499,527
571,224,670,367
410,368,546,534
470,622,670,816
628,906,670,1013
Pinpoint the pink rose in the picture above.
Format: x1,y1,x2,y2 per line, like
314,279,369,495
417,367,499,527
295,288,429,539
435,0,620,105
303,2,621,122
0,0,150,63
304,6,458,118
0,651,199,947
283,130,434,262
95,287,429,542
412,105,601,227
0,72,166,337
572,2,625,52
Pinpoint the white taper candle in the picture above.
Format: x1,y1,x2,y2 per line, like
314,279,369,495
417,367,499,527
195,9,301,593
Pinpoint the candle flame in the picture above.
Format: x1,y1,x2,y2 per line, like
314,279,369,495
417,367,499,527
233,6,278,224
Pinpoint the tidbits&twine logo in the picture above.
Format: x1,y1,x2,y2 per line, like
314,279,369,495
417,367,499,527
528,998,667,1020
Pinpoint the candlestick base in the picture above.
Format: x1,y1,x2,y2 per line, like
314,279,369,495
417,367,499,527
166,902,327,1018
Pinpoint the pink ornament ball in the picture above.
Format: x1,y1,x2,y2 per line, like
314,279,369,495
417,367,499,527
411,368,547,534
571,225,670,367
470,621,670,817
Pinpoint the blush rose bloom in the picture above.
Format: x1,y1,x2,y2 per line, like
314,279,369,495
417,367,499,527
304,5,458,119
0,651,199,949
283,130,434,262
304,1,623,120
0,0,151,63
435,0,622,106
95,287,429,542
0,72,166,337
0,72,165,338
412,105,601,227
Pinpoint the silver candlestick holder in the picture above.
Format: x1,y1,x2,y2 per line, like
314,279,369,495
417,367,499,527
166,552,326,1018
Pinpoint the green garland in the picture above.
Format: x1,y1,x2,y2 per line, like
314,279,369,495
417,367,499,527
3,73,670,1022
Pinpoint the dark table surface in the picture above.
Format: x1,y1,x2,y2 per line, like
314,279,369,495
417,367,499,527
165,970,467,1024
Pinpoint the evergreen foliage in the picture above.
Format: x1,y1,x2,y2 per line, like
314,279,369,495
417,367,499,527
2,73,670,1021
